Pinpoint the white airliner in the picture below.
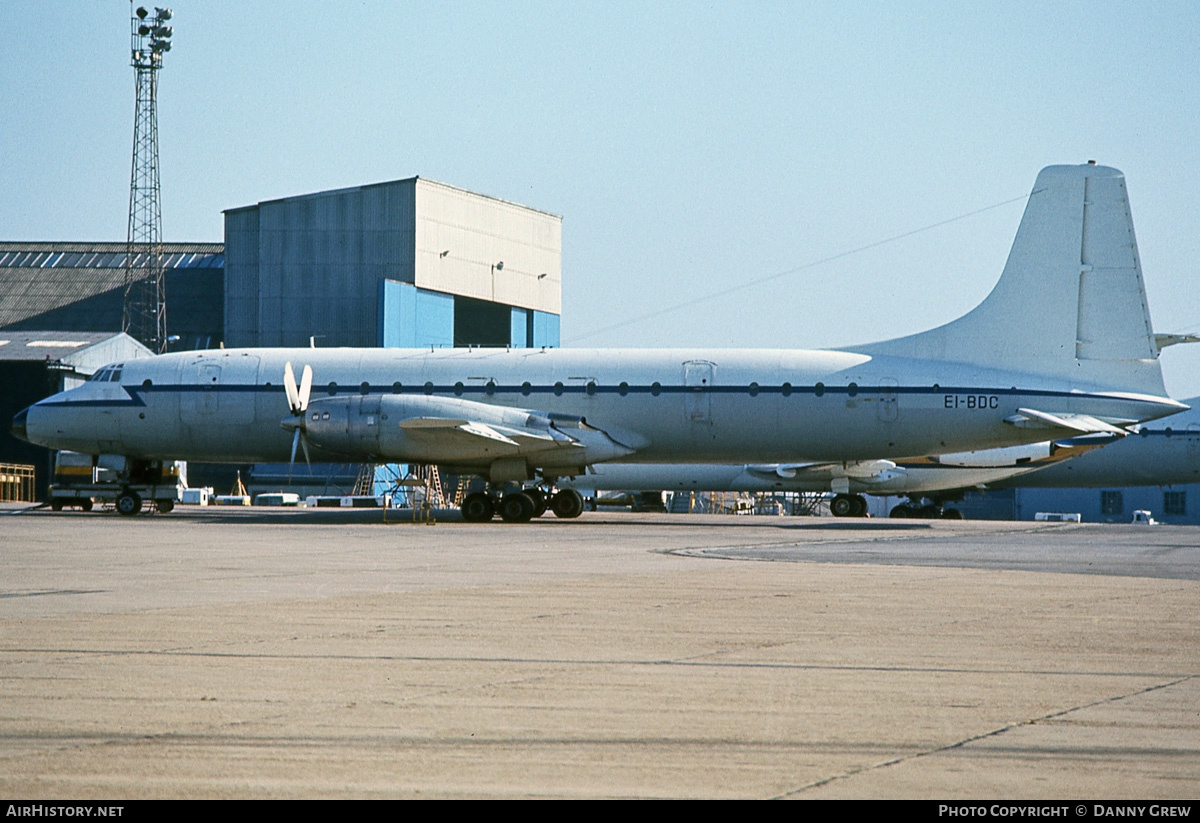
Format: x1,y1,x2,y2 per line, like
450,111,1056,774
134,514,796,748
565,400,1200,518
12,164,1188,522
558,436,1115,518
987,398,1200,490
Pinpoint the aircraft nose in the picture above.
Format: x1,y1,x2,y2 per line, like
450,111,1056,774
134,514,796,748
11,407,29,443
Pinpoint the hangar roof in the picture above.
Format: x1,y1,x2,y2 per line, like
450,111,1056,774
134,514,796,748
0,330,151,365
223,176,562,219
0,242,224,349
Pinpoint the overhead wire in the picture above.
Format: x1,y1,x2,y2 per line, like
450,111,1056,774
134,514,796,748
564,191,1033,345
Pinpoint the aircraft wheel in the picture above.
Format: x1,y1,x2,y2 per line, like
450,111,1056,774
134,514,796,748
941,508,963,520
116,491,143,516
461,492,495,523
499,492,536,523
525,488,548,518
850,495,868,517
50,499,64,512
830,494,855,517
550,489,585,519
918,505,941,519
890,504,915,518
156,499,175,514
80,498,93,512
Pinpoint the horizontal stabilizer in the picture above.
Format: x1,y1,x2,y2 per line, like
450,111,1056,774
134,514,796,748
1005,408,1129,435
1154,333,1200,351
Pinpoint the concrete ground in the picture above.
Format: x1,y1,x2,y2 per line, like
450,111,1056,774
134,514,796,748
1,505,1197,799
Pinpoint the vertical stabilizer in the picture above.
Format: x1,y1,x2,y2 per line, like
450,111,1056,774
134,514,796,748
855,164,1165,395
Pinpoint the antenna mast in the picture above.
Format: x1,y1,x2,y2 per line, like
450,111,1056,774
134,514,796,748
123,5,173,353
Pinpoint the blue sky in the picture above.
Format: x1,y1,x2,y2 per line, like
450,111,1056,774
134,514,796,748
3,1,1199,396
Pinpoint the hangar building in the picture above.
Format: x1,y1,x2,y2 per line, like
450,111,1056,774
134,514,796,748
2,178,564,499
224,177,561,350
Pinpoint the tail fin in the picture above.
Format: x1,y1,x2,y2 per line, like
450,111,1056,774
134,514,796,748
856,164,1166,396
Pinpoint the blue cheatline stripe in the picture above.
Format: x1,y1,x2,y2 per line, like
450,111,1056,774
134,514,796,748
37,382,1157,409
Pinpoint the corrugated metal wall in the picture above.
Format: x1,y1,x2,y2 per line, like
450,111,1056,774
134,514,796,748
223,208,260,347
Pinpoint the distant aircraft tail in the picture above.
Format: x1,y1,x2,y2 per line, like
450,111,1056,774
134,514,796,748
856,163,1166,396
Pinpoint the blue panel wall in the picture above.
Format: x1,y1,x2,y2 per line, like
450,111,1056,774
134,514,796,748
1013,484,1200,525
532,310,560,347
415,288,455,348
378,280,455,348
510,308,530,348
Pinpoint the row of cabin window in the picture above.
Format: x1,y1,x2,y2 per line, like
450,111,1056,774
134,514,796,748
316,381,852,398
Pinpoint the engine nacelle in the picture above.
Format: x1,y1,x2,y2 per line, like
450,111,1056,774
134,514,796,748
300,394,637,470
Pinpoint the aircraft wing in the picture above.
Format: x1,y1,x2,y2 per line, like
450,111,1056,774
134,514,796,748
399,416,561,448
303,394,643,474
1004,408,1130,435
747,460,902,484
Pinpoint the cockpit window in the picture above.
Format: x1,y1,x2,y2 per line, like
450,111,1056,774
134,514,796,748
88,364,125,382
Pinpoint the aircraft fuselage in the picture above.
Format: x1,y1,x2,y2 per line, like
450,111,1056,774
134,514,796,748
22,346,1183,471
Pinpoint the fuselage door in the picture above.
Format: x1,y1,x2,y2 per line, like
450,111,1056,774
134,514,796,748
180,355,260,425
684,360,715,423
182,363,222,422
877,377,899,422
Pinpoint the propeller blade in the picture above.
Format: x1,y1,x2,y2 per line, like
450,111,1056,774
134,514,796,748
288,428,300,484
299,432,312,470
284,362,300,413
298,364,313,412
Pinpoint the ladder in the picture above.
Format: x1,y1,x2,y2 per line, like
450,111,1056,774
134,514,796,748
668,491,694,514
414,464,445,507
352,464,375,496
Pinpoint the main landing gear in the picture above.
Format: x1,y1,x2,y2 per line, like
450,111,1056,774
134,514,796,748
460,487,585,523
889,499,963,519
830,494,868,517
